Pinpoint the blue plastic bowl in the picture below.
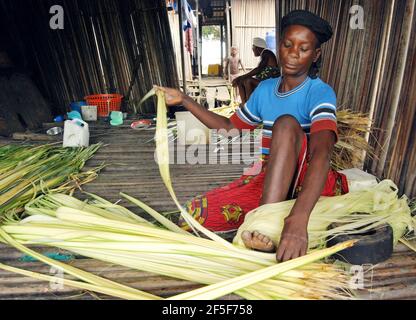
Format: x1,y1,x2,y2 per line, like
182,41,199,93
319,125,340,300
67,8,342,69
67,111,83,120
70,101,87,113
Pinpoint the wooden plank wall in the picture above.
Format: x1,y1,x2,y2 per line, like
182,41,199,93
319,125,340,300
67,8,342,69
0,0,179,115
275,0,416,198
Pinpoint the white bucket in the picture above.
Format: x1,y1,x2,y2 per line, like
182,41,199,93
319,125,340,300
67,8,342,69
63,119,89,147
175,111,210,145
81,105,97,121
340,168,378,192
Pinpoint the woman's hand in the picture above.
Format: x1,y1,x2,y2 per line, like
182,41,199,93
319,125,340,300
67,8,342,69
154,86,185,106
232,76,243,87
276,215,309,262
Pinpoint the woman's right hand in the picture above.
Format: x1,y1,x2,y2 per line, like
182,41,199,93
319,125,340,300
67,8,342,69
232,76,242,87
153,86,185,106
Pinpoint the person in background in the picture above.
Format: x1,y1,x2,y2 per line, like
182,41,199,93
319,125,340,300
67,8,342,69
224,46,246,101
232,37,280,104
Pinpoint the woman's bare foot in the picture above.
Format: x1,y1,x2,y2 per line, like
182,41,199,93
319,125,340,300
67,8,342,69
241,230,276,252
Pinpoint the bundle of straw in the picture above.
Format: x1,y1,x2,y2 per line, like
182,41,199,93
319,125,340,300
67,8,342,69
0,144,102,217
234,179,415,250
0,91,356,300
0,90,395,300
0,193,355,300
210,105,375,170
333,109,374,170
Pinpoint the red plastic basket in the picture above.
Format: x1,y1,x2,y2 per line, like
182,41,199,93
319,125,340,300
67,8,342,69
84,94,123,117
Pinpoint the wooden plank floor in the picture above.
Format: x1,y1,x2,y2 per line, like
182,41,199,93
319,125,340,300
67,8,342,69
0,120,415,300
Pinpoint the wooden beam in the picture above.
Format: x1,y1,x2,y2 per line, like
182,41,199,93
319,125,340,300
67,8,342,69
233,25,275,28
220,22,224,75
363,0,395,166
225,0,231,57
275,0,279,53
375,0,415,177
178,0,187,94
195,0,202,82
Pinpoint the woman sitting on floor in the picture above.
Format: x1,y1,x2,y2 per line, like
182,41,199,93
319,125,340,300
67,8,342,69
155,10,348,262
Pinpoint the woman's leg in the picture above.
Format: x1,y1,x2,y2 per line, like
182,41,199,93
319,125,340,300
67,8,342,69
180,165,267,232
242,115,305,251
229,74,241,102
261,115,305,204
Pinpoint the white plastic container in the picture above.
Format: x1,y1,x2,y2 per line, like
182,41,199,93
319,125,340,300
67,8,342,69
63,119,89,147
340,168,378,192
81,105,97,121
175,111,210,145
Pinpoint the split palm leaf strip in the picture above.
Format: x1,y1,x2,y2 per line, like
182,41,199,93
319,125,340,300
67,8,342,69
0,193,354,300
0,90,356,300
234,179,415,250
169,240,355,300
0,143,103,217
0,227,161,300
4,181,413,300
148,88,414,253
1,89,411,300
0,261,160,300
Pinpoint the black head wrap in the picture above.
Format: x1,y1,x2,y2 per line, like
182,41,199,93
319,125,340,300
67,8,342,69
281,10,333,45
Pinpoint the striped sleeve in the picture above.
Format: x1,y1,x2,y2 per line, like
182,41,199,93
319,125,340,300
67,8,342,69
230,89,262,130
308,84,338,141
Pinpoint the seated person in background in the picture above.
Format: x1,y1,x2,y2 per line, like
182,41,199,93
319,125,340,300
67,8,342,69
232,37,280,104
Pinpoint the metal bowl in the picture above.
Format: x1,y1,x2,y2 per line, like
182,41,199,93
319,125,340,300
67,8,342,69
131,120,152,130
46,127,63,135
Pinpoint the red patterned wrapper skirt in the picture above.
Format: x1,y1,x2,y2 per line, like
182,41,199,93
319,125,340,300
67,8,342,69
179,134,349,232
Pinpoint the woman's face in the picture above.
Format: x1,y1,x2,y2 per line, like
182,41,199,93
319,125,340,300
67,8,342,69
252,45,261,57
279,25,321,77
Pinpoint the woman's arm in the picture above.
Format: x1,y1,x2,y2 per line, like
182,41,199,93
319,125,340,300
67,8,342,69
237,60,268,79
276,130,335,262
224,58,230,79
233,51,275,84
239,59,246,73
155,86,236,132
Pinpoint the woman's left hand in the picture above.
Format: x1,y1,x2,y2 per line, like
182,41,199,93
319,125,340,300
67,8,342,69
276,215,309,262
232,76,243,87
153,86,185,106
